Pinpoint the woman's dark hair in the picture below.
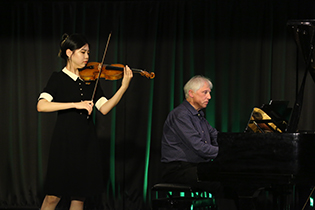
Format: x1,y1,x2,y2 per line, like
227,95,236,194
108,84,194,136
58,33,89,62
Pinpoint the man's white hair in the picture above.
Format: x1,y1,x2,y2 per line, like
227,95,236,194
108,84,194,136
184,75,213,99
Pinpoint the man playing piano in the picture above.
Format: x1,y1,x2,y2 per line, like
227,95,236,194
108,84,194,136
160,75,238,209
161,75,218,184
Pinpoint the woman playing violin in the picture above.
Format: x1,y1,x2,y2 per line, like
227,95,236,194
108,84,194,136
37,33,133,210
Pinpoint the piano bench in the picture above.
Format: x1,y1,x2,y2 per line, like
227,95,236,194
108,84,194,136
151,183,217,210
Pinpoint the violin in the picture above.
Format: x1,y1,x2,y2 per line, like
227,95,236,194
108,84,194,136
79,62,155,81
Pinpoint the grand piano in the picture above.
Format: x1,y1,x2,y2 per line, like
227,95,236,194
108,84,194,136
198,20,315,210
198,132,315,209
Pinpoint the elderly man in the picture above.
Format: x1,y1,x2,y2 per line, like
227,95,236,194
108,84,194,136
160,75,238,209
161,75,218,184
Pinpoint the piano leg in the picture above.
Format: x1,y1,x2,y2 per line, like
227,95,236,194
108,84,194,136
269,184,295,210
240,184,315,210
229,183,296,210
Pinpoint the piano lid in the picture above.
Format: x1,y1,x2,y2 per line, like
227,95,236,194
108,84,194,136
286,19,315,132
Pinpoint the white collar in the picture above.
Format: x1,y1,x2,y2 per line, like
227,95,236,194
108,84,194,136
62,67,83,81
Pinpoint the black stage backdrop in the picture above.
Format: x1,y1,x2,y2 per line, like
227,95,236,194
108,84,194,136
1,0,315,209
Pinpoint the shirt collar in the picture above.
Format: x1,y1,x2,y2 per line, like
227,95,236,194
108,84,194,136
62,67,83,81
183,100,204,116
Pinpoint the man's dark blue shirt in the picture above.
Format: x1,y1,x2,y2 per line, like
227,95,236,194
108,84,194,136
161,100,219,163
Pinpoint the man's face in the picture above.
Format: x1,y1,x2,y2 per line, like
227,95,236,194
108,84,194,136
189,81,211,111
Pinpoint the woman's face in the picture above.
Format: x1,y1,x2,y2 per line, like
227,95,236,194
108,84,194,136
68,44,89,69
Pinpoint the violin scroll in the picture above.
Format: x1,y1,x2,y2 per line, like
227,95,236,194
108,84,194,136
140,71,155,79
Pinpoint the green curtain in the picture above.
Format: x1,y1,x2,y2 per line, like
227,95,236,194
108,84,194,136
1,0,315,209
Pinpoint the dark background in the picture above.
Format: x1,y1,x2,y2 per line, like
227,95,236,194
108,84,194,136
1,0,315,209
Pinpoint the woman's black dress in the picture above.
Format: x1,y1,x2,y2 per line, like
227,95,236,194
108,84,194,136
40,70,105,197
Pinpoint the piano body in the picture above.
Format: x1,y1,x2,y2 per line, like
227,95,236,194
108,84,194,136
198,20,315,209
198,132,315,209
199,132,315,185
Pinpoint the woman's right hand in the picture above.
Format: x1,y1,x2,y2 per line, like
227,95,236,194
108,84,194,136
37,99,94,114
74,100,94,115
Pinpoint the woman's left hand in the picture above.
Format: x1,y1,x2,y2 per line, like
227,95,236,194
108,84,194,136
121,65,133,89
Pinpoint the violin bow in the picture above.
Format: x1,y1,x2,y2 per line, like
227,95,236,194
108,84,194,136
91,32,112,101
86,32,111,119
